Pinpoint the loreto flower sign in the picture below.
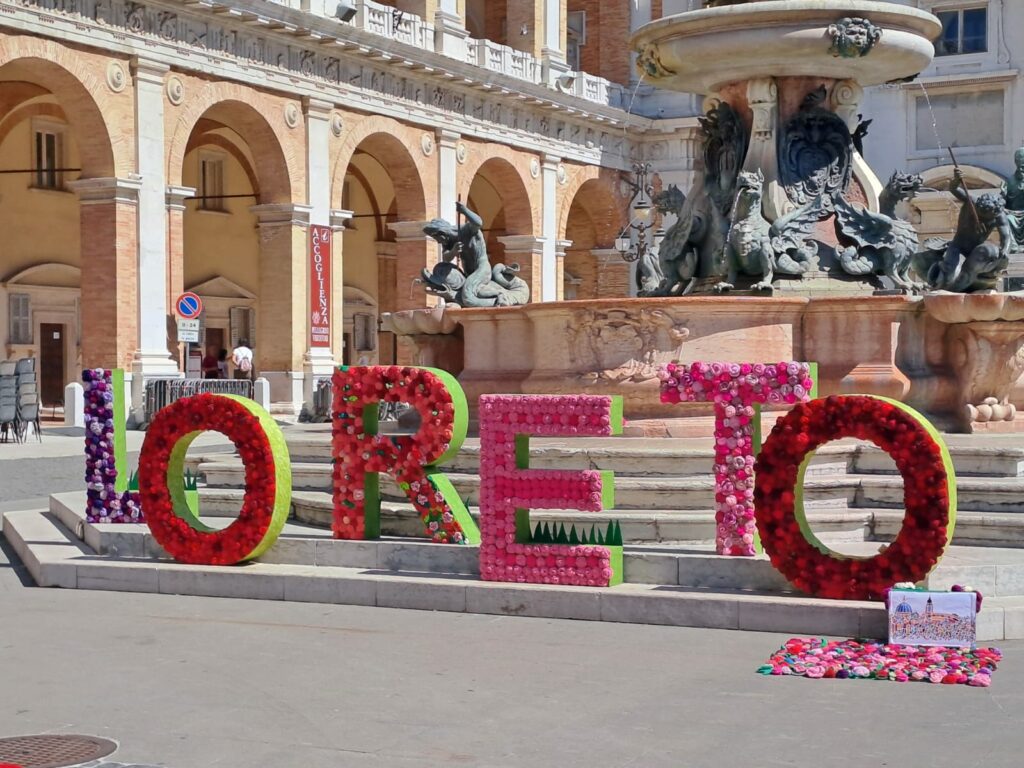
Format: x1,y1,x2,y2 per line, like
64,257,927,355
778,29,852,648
124,363,957,601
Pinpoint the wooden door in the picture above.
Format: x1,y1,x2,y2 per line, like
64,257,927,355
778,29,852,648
39,323,65,407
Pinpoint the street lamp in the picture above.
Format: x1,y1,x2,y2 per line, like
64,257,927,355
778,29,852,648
615,162,662,264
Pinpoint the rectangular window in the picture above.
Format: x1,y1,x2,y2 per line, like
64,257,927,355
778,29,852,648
936,7,988,56
567,11,587,71
198,154,226,212
33,128,62,189
915,89,1004,150
9,293,31,344
229,306,256,351
353,313,376,352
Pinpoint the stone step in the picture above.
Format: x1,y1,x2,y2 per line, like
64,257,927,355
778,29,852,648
198,460,860,510
275,433,1024,478
193,488,1024,548
45,494,1024,599
198,457,1024,514
858,476,1024,514
8,500,1023,640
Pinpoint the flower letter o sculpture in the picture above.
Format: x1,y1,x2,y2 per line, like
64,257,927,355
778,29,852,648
755,395,957,601
139,394,292,565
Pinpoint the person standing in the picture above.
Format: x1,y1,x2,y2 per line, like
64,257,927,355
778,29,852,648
232,340,253,380
201,345,220,379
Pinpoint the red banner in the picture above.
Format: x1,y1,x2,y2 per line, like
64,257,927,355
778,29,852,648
309,225,332,348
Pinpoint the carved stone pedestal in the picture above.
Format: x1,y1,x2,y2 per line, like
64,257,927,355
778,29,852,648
924,294,1024,433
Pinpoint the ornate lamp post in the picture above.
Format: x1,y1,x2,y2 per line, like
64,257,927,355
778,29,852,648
615,161,663,266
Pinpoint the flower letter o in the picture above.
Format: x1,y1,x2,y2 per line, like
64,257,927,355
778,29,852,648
755,395,957,601
139,394,292,565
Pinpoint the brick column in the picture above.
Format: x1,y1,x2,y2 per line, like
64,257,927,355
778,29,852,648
593,248,631,298
165,185,194,366
387,222,435,364
507,0,545,58
251,203,312,414
498,235,545,301
69,177,141,372
388,221,436,313
376,241,399,365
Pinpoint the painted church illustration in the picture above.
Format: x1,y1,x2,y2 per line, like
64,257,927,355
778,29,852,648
890,595,976,646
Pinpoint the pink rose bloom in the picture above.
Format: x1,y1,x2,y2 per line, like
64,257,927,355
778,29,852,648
929,670,946,684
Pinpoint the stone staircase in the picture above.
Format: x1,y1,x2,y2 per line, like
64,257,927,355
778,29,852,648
192,428,1024,549
5,427,1024,640
5,491,1024,640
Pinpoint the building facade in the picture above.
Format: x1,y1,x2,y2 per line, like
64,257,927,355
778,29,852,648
0,0,643,413
1,0,1020,414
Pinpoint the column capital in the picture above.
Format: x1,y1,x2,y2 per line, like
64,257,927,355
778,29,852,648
166,185,196,211
388,220,431,242
498,235,546,254
330,209,355,230
437,129,461,148
542,154,562,171
68,176,142,205
131,57,169,85
556,239,574,256
303,97,334,119
250,203,312,227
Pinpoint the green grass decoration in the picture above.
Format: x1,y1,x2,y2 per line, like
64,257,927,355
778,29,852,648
526,520,623,547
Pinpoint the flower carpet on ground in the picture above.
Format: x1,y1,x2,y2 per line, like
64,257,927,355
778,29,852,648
759,638,1002,685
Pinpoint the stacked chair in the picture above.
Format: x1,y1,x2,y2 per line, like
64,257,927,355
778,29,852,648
0,360,16,443
0,358,42,443
15,358,41,443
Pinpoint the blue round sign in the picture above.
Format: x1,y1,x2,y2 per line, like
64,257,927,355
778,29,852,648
176,292,203,320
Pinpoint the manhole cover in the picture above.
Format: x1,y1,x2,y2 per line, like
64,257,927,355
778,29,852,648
0,734,117,768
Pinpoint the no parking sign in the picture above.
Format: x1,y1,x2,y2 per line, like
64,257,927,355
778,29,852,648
175,292,203,320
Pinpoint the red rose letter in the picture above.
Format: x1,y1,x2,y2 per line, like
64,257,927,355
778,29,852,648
332,366,478,544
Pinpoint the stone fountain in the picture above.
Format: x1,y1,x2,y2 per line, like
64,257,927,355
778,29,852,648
384,1,1024,435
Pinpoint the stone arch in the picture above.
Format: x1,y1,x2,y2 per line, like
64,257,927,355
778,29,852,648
459,147,540,235
4,262,81,288
0,35,129,177
0,103,67,149
330,114,430,219
166,81,301,204
558,165,628,245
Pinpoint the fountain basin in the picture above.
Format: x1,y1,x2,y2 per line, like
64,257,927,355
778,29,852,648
631,1,941,95
392,296,943,435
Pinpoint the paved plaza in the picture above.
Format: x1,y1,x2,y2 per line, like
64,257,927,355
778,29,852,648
1,517,1022,768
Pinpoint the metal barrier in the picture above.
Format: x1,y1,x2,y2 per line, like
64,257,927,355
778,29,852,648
145,378,254,423
304,378,411,424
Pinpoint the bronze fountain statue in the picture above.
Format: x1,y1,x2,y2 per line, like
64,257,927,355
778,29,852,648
419,201,530,308
915,166,1015,293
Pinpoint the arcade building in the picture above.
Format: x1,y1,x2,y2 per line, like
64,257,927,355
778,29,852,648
0,0,1021,414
